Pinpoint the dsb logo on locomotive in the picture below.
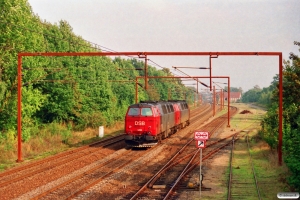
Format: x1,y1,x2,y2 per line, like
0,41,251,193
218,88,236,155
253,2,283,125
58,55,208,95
135,121,145,126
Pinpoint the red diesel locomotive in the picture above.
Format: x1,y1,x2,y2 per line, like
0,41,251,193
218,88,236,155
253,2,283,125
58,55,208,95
124,100,190,147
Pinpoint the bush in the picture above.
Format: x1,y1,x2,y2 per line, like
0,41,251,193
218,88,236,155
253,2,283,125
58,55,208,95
74,112,106,131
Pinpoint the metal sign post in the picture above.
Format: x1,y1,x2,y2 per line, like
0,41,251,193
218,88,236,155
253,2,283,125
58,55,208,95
200,148,202,198
194,131,209,199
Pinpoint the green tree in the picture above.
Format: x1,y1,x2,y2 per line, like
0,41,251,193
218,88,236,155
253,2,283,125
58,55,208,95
261,41,300,190
241,85,262,103
0,0,200,143
0,0,47,134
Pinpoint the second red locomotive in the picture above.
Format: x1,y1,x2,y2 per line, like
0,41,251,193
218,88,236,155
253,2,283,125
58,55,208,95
124,100,190,147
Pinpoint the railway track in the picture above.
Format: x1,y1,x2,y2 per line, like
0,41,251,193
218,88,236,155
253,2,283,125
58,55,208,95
66,104,216,199
127,106,238,199
227,134,262,200
0,135,126,199
30,147,158,200
0,105,216,199
166,135,239,200
129,135,239,200
190,104,213,124
33,106,217,199
0,134,125,179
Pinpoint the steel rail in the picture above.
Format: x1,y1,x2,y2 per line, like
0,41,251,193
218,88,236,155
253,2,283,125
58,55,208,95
129,138,194,200
0,134,125,179
163,137,239,200
149,131,240,190
227,133,262,200
227,136,235,200
32,113,202,200
130,107,237,200
186,136,240,177
189,105,212,124
0,136,125,188
0,135,125,188
60,106,208,200
247,135,262,200
65,143,162,200
31,149,134,200
0,134,124,178
129,105,214,200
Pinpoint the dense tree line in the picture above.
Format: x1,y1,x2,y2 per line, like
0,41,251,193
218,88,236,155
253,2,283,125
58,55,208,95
259,42,300,190
0,0,191,141
241,42,300,190
241,84,275,105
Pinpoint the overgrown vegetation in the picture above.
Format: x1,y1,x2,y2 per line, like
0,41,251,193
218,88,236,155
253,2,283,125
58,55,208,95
229,132,290,199
257,42,300,191
0,2,194,137
0,0,198,166
240,42,299,190
242,84,276,106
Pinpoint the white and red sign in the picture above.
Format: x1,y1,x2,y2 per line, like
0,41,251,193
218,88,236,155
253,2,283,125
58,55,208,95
196,140,206,148
194,131,210,140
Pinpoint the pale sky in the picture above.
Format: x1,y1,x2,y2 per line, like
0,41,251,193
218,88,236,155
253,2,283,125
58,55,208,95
28,0,300,92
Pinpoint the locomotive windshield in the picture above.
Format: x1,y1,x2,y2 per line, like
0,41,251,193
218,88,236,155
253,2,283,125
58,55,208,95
141,108,152,116
127,107,153,116
128,108,139,116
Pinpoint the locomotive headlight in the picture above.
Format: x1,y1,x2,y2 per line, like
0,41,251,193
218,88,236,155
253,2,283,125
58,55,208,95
126,125,132,134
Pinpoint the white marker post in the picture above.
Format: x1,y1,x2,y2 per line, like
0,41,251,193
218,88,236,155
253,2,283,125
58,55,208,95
194,131,209,199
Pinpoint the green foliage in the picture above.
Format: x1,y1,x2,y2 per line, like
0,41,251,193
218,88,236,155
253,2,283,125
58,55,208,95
241,85,262,103
3,129,16,151
242,84,276,106
259,103,279,149
283,121,300,191
61,128,72,144
261,41,300,190
0,1,190,148
74,112,106,131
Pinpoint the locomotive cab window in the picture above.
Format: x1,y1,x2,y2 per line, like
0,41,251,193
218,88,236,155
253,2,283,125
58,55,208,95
141,108,153,116
128,108,140,116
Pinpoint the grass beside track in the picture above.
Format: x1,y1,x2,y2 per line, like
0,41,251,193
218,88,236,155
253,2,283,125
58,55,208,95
0,123,124,172
225,103,290,200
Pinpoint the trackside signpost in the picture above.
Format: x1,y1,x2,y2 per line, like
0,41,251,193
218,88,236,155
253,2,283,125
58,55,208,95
194,131,209,140
194,131,210,199
196,140,206,148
